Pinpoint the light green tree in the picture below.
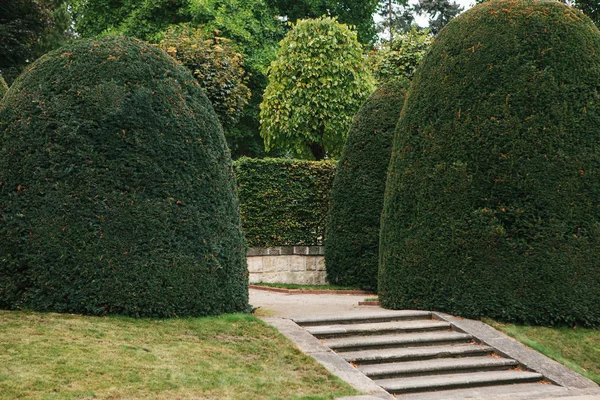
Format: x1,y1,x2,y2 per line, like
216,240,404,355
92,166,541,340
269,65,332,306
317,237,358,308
370,27,432,83
260,17,375,160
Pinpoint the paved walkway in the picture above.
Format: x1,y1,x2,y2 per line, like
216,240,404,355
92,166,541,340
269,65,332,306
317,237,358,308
249,287,383,317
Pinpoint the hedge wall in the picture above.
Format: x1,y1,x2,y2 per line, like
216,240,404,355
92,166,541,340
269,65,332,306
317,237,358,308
0,36,248,318
325,80,409,291
235,157,336,247
379,0,600,327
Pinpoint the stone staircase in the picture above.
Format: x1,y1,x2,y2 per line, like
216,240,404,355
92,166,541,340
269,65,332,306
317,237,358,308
293,311,550,396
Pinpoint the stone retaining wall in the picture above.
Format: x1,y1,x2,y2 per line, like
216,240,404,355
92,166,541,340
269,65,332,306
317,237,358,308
247,246,327,285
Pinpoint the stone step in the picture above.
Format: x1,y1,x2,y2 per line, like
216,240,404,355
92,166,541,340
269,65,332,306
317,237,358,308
359,356,519,379
326,331,473,352
293,310,432,327
342,343,494,364
375,370,544,394
395,382,568,400
306,320,451,339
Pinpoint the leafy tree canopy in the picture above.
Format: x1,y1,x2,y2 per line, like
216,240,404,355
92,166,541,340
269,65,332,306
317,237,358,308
376,0,414,38
0,0,60,84
371,27,433,83
260,17,375,160
158,24,251,130
414,0,463,35
267,0,380,43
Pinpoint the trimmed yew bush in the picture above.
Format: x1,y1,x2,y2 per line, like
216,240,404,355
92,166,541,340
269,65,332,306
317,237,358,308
0,37,248,317
0,75,7,98
325,80,409,291
379,0,600,327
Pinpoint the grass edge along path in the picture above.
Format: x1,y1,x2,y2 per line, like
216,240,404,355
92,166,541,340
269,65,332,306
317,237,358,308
0,310,357,399
488,320,600,385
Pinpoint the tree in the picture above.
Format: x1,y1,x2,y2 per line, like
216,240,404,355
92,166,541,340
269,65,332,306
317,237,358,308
414,0,463,34
325,80,408,291
0,0,50,84
376,0,414,39
268,0,380,44
0,37,248,317
370,27,433,83
260,17,375,160
572,0,599,25
379,0,600,326
158,25,251,131
0,0,74,85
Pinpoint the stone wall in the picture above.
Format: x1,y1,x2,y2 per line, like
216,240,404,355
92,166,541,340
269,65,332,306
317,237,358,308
247,246,327,285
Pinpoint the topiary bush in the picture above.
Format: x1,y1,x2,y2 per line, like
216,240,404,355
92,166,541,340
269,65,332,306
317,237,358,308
0,36,248,317
325,80,409,291
0,75,7,98
379,0,600,327
235,157,336,247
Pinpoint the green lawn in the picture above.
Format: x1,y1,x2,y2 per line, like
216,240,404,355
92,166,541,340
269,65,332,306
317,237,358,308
489,321,600,384
0,311,357,399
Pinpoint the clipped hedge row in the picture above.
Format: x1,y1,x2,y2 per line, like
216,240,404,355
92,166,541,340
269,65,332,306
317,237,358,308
235,157,336,247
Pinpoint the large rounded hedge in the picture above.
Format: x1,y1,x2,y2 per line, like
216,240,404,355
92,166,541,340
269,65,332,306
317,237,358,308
0,36,248,317
379,0,600,327
325,80,408,291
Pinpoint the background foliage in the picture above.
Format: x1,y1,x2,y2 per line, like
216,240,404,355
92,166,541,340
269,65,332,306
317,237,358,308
325,80,408,291
0,0,73,85
260,17,375,160
158,24,251,131
235,157,336,247
0,36,248,318
379,0,600,327
371,28,432,83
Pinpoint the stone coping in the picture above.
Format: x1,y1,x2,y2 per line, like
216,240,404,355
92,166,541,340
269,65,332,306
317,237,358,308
250,284,373,295
248,246,324,257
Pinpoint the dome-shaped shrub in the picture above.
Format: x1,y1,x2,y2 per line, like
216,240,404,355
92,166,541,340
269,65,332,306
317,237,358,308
379,0,600,326
0,37,248,317
0,75,8,99
325,80,408,291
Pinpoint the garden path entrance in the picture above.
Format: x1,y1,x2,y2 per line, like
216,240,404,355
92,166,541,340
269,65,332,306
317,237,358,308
250,289,600,400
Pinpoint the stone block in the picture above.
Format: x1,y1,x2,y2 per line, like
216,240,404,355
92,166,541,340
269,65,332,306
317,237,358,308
247,257,263,273
306,256,317,271
290,255,306,272
293,246,309,255
316,256,326,271
268,247,281,256
262,256,276,272
280,246,294,255
247,247,268,256
258,272,280,283
308,246,324,255
275,256,291,272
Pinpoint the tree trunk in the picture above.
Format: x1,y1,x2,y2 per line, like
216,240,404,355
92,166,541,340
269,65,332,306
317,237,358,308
309,142,326,160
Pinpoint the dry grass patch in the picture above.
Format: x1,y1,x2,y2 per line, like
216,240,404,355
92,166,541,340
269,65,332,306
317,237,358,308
0,311,357,399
